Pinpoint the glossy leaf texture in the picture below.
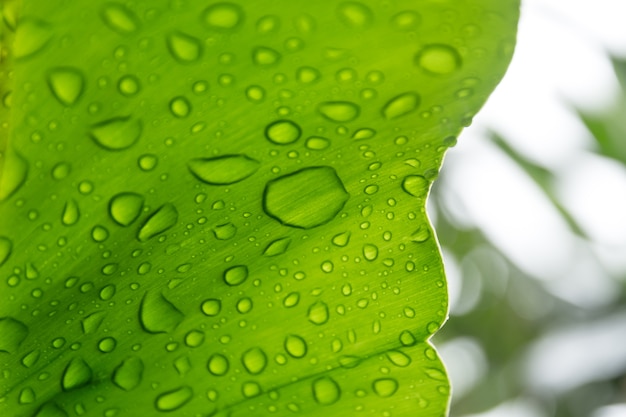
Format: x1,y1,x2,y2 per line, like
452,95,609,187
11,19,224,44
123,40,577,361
0,1,519,416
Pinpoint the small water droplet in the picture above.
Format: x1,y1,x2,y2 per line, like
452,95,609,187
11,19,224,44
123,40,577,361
201,299,221,316
263,237,291,257
382,92,421,120
332,231,351,247
391,10,421,31
138,154,158,171
402,175,429,198
257,15,280,34
188,154,260,185
0,317,28,353
283,292,300,308
263,166,348,229
91,225,109,242
318,101,360,122
236,297,253,314
425,368,447,381
169,96,191,118
155,386,193,412
337,2,373,28
241,347,267,375
139,291,184,333
362,244,378,261
47,67,85,106
137,203,178,241
167,31,202,63
213,222,237,240
399,330,417,346
0,150,28,201
207,354,229,376
203,2,244,31
284,335,307,358
98,337,117,353
312,377,341,405
252,46,281,66
245,85,265,102
185,330,205,348
296,66,321,84
305,136,330,150
307,301,329,325
264,120,302,145
242,381,262,398
21,350,40,368
352,128,376,140
118,75,140,98
101,3,140,34
61,358,93,391
372,378,398,397
386,350,412,367
415,44,462,75
223,265,248,286
109,192,144,227
90,116,142,151
0,237,14,267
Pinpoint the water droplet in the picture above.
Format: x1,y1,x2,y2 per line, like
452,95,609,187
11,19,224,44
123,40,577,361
137,203,178,241
264,120,302,145
138,154,158,171
213,222,237,240
399,330,416,346
372,378,398,397
296,66,321,84
111,357,144,391
203,2,244,31
109,192,144,226
312,377,341,405
245,85,265,102
0,150,28,201
21,350,40,368
263,166,348,229
81,311,106,334
155,386,193,412
252,46,281,66
382,92,421,120
101,3,140,34
241,347,267,375
18,387,36,404
169,96,191,118
51,162,71,180
185,330,205,348
61,199,79,225
415,44,462,75
188,154,260,185
332,231,351,247
14,18,53,59
263,237,291,257
411,225,431,243
283,292,300,308
242,381,262,398
223,265,248,286
352,128,376,140
337,2,373,28
207,354,229,376
90,116,142,151
167,31,202,63
201,299,221,316
47,67,85,106
256,15,280,33
0,317,28,353
425,368,447,381
318,101,360,122
91,225,109,242
139,291,184,333
307,301,329,325
61,358,93,391
386,350,411,367
0,237,13,267
305,136,330,150
98,337,117,353
284,335,307,358
100,284,116,301
402,175,429,198
174,356,191,376
391,10,421,31
236,297,253,314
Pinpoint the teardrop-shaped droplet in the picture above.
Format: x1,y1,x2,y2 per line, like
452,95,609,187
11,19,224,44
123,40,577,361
0,237,14,268
241,347,267,375
372,378,399,397
167,31,202,63
207,354,229,376
90,116,142,151
352,128,376,140
265,120,302,145
188,155,260,185
137,203,178,241
61,199,80,226
155,386,193,412
18,387,36,404
332,231,351,247
415,44,462,75
61,358,93,391
386,350,412,367
263,237,291,257
0,150,28,202
297,66,321,84
318,101,360,122
307,301,329,325
101,3,140,35
312,377,341,405
112,357,144,391
109,192,144,226
139,291,184,333
284,335,307,358
47,67,85,106
382,92,421,120
203,2,244,31
252,46,281,66
402,175,429,198
223,265,248,286
0,317,28,353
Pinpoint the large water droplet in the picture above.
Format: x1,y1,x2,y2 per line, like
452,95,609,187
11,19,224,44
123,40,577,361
0,317,28,353
167,31,202,63
382,92,421,120
0,150,28,202
252,46,281,66
402,175,429,198
0,237,13,267
307,301,329,325
155,386,193,411
61,358,93,391
263,166,349,229
372,378,398,397
241,347,267,375
90,116,142,151
362,244,378,261
312,377,341,405
188,154,260,185
14,18,53,59
284,335,307,358
81,311,106,335
318,101,360,122
112,357,144,391
109,192,144,226
265,120,302,145
47,67,85,106
337,2,373,28
223,265,248,286
101,3,140,35
207,353,229,376
61,199,80,226
203,2,244,31
137,203,178,241
18,387,36,404
415,44,462,75
263,237,291,257
139,291,184,333
201,299,221,316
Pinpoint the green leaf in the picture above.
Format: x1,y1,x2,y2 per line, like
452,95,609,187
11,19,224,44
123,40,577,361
0,1,518,416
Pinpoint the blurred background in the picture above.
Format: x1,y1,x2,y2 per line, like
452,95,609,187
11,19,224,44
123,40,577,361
429,0,626,416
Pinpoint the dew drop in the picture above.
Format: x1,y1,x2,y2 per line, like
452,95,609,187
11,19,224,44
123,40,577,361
399,330,417,346
21,350,40,368
90,116,142,151
201,299,221,316
0,237,14,267
101,3,140,34
0,150,28,201
245,85,265,102
61,358,93,391
91,225,109,242
257,15,280,33
312,377,341,405
362,244,378,261
14,18,53,59
296,66,321,84
372,378,398,397
155,386,193,412
252,46,281,66
98,337,117,353
263,166,348,229
305,136,330,150
332,231,351,247
109,192,144,227
47,67,85,106
415,44,462,75
284,335,307,358
139,291,184,333
137,203,178,241
0,317,28,353
263,237,291,257
283,292,300,308
391,10,421,31
81,311,106,335
241,347,267,375
203,2,244,31
138,154,157,171
223,265,248,286
166,31,202,63
264,120,302,145
185,330,205,348
382,92,421,120
18,387,36,404
207,354,229,376
411,224,431,243
169,96,191,118
307,301,329,325
402,175,429,198
236,297,253,314
337,2,373,28
213,222,237,240
352,128,376,140
112,357,144,391
188,154,260,185
386,350,411,367
242,381,262,398
318,101,360,122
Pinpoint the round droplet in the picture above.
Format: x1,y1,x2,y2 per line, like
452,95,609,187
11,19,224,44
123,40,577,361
402,175,429,198
207,353,229,376
252,46,281,66
307,301,329,325
223,265,248,286
203,2,244,31
139,291,184,333
201,299,221,316
138,154,157,171
167,31,202,63
62,358,93,391
265,120,301,145
0,317,28,353
242,381,262,398
155,386,193,412
312,377,341,405
318,101,360,122
296,66,321,84
101,3,140,34
305,136,330,150
382,92,421,120
188,154,260,185
241,347,267,375
337,2,373,28
256,15,280,34
109,192,144,226
185,330,205,347
169,96,191,118
372,378,398,397
90,116,142,151
236,297,253,314
284,335,307,358
415,44,462,75
213,223,237,240
263,237,291,257
362,244,378,261
137,203,178,241
399,330,416,346
47,67,85,106
91,225,109,242
391,10,421,31
98,337,117,353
